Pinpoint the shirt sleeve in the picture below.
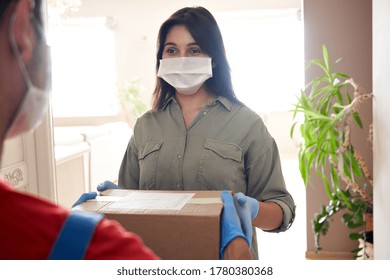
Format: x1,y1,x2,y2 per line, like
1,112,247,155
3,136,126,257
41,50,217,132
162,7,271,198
245,118,296,232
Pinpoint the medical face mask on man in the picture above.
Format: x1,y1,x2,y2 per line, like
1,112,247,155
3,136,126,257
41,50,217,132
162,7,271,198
6,13,51,139
157,57,213,95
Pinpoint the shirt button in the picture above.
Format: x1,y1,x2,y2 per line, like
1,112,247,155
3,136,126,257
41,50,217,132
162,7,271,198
177,155,182,159
203,112,207,116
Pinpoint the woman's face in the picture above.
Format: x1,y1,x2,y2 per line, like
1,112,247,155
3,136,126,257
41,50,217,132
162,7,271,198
162,25,209,59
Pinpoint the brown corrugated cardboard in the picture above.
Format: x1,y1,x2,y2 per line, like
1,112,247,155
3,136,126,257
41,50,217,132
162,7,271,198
74,189,223,260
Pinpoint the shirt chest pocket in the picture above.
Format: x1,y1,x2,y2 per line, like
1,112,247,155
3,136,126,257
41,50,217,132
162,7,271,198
204,139,243,162
198,138,246,192
138,141,163,188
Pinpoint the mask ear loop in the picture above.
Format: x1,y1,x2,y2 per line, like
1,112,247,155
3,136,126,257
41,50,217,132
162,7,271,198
9,11,48,90
9,13,33,89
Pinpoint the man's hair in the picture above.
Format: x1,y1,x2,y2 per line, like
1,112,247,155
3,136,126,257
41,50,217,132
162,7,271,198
151,6,240,111
0,0,42,23
0,0,14,19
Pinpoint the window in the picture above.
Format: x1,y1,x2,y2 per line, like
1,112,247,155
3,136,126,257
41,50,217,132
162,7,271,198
216,9,304,114
49,17,118,117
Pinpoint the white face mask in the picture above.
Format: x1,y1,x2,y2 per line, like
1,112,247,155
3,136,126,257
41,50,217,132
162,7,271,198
6,14,51,139
157,57,213,95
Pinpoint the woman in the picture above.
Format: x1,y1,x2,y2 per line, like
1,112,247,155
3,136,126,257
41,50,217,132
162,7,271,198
118,6,295,259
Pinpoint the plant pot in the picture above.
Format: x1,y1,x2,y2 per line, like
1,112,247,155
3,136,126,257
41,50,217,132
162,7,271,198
365,213,373,232
357,236,374,260
356,213,374,259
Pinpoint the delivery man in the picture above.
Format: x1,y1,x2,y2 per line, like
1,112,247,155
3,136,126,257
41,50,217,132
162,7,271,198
0,0,252,260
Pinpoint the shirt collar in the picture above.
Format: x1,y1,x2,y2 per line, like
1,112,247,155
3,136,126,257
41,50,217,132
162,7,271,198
162,95,177,111
215,96,234,111
162,95,234,111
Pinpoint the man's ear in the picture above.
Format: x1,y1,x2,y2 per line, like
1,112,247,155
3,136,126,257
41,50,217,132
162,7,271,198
11,0,34,64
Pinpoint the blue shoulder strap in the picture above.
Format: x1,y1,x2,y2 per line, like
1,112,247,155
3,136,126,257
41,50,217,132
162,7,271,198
48,211,104,260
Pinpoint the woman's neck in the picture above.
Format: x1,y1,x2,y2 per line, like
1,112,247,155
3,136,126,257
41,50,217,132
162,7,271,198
175,86,214,111
175,86,215,128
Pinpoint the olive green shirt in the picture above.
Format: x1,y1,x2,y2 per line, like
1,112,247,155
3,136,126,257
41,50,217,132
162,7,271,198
118,96,296,259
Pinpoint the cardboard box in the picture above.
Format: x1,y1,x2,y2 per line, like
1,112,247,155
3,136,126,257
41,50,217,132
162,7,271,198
74,189,223,260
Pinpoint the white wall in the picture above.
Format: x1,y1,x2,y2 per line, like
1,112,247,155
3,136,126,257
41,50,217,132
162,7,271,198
373,0,390,260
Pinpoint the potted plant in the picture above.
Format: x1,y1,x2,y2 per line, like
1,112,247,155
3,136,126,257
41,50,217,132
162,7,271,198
291,46,373,259
117,78,148,125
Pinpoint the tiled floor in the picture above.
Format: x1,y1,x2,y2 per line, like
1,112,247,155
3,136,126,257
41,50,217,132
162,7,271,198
256,154,307,260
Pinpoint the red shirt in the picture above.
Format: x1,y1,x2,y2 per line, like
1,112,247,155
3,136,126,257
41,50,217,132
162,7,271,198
0,180,160,260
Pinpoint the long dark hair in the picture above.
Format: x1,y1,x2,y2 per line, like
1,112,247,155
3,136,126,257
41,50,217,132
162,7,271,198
151,6,239,111
0,0,42,23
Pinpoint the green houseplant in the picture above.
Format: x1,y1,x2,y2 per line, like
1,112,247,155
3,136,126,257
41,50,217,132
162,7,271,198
291,46,373,259
118,78,148,125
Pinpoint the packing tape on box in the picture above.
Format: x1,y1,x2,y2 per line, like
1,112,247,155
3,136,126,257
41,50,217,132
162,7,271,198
92,195,221,204
188,198,222,204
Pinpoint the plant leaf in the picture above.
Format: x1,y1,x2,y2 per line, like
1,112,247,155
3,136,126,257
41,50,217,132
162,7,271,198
353,112,363,128
349,232,362,240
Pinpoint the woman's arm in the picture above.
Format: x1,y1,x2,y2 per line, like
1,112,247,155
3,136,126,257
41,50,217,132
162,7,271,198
253,201,283,230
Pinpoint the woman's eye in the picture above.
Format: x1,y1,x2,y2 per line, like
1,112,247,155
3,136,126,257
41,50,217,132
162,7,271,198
188,48,202,55
165,47,178,55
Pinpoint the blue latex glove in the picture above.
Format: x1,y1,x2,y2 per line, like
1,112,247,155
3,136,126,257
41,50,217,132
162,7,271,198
97,180,120,192
220,191,248,259
233,193,259,246
234,192,259,220
72,192,97,208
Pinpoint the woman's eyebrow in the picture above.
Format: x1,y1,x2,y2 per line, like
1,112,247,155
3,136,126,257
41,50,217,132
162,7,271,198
163,42,199,47
187,42,199,46
164,42,176,47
